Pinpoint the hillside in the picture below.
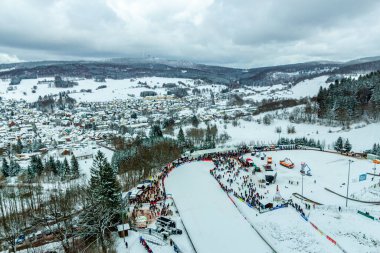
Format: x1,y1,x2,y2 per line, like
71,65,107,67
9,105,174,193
317,71,380,122
1,56,380,87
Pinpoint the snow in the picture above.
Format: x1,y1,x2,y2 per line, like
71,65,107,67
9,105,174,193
115,230,174,253
115,197,195,253
309,207,380,253
0,241,63,253
165,150,380,252
234,202,341,253
284,76,331,99
0,77,195,102
77,145,114,179
245,76,330,101
241,150,377,207
165,161,273,253
215,118,380,152
0,75,329,103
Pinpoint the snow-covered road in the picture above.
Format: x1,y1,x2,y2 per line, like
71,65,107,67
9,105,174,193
165,161,273,253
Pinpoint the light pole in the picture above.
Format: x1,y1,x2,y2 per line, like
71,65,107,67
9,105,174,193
120,193,127,246
301,172,304,197
373,159,379,175
346,160,354,207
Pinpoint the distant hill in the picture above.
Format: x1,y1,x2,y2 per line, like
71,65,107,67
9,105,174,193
1,56,380,87
344,56,380,65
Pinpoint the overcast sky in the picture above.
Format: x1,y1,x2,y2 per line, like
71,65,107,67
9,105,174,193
0,0,380,67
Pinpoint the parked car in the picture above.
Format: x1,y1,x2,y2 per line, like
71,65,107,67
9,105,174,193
136,181,152,190
44,229,52,236
15,234,25,245
169,228,182,235
128,189,143,200
36,231,43,240
156,217,176,228
27,233,36,242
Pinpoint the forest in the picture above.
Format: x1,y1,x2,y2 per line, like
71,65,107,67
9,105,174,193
317,71,380,123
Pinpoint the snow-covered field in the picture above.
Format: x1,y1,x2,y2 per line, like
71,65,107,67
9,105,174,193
0,77,195,102
242,150,377,206
165,161,273,253
1,74,329,103
214,118,380,152
245,75,331,101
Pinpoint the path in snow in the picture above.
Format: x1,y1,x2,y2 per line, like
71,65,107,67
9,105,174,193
165,161,273,253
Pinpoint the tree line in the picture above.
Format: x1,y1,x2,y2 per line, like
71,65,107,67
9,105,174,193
1,155,79,182
277,137,326,150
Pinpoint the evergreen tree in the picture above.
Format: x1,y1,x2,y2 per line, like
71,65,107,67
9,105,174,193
149,125,163,138
203,125,215,149
89,151,103,197
263,115,271,125
47,156,58,176
70,155,79,178
205,125,212,142
2,158,9,177
63,158,70,177
317,140,321,149
191,115,199,128
163,118,175,129
210,92,215,105
29,156,43,176
15,139,23,154
9,160,21,177
99,157,121,209
344,139,352,152
35,156,44,176
177,127,185,144
334,137,343,152
82,151,121,253
32,140,40,152
27,165,35,180
210,125,218,141
90,151,121,208
56,159,63,176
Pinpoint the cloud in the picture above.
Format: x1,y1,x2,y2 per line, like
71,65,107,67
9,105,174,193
0,53,21,64
0,0,379,67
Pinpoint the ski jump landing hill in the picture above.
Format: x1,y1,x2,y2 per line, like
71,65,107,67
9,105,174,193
165,161,274,253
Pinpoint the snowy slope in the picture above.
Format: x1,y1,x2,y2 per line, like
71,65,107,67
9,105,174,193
0,77,195,102
245,75,330,101
165,161,273,253
215,119,380,152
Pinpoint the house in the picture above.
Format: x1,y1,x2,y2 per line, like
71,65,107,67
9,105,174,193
61,149,71,156
367,153,379,160
117,223,130,238
73,148,93,160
